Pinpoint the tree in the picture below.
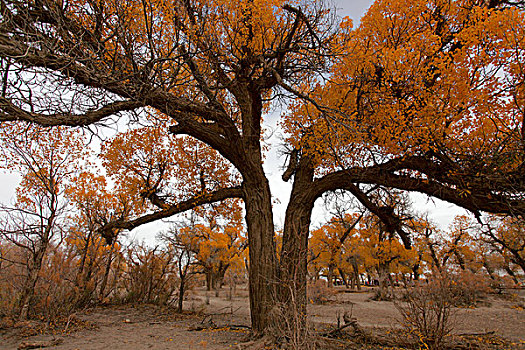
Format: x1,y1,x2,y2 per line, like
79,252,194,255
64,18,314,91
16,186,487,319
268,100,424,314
164,200,246,292
483,215,525,275
309,212,361,287
280,0,524,320
356,213,416,299
1,0,523,334
441,215,479,272
66,171,130,303
0,125,87,319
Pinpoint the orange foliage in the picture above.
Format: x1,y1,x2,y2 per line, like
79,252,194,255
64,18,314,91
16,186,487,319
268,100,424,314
284,0,524,176
173,199,246,288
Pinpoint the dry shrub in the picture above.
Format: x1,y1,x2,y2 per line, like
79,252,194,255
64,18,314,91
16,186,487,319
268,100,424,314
267,286,315,350
31,254,79,320
395,277,456,350
448,271,492,307
0,243,28,317
370,286,395,301
0,243,80,320
117,244,179,305
0,240,119,321
24,246,88,320
307,280,337,304
267,306,313,349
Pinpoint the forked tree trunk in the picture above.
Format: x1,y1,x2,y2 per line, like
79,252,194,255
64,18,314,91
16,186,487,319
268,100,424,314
351,258,361,291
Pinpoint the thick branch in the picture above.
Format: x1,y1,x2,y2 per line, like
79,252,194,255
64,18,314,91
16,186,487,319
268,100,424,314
282,149,299,181
0,97,144,126
0,38,228,126
311,162,525,219
99,186,243,243
344,183,411,248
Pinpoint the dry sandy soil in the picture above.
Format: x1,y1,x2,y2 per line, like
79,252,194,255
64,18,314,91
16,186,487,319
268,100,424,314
1,286,525,349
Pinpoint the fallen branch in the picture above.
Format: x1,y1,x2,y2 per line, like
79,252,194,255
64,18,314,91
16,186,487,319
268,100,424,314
18,339,63,349
457,331,495,337
321,318,365,338
188,324,250,332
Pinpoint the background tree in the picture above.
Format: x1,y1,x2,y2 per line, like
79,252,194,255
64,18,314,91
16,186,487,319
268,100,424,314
482,215,525,275
309,212,361,287
66,171,131,303
163,200,246,293
0,125,87,319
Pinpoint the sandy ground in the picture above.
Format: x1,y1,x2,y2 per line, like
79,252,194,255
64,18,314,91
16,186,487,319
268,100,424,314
1,286,525,349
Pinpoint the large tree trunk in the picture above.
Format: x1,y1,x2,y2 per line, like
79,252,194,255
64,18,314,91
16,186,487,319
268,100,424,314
243,176,278,333
280,202,313,317
279,155,316,333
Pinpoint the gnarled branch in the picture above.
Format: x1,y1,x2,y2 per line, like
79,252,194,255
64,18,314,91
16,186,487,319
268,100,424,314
99,186,243,243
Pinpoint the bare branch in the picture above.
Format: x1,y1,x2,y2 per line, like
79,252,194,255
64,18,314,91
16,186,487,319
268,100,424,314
99,186,244,243
0,97,144,126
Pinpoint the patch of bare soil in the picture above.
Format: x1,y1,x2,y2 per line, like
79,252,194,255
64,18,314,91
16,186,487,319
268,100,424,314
1,286,524,349
309,287,525,343
1,303,250,350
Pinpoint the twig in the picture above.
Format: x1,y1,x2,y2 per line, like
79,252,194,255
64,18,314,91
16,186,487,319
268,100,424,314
321,318,365,338
457,331,495,336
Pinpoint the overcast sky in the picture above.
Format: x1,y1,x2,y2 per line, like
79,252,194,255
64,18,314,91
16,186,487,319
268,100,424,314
335,0,373,22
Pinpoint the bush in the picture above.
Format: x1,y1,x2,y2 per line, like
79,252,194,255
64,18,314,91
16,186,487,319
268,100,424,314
307,280,337,304
118,244,179,305
448,271,492,307
395,277,456,350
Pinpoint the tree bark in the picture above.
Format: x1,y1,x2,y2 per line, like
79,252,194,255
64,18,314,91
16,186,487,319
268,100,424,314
279,155,316,330
338,267,349,288
178,278,185,313
351,258,361,291
327,264,335,288
98,240,115,302
19,238,49,321
376,262,392,300
243,176,278,333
